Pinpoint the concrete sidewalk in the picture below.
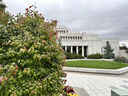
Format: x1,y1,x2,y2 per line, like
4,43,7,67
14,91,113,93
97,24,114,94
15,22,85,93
73,87,89,96
66,72,128,96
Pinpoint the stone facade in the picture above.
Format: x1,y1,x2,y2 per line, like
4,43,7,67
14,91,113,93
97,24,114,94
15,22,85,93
56,25,119,57
119,50,128,58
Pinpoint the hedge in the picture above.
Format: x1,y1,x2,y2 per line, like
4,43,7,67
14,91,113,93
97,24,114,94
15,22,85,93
87,53,103,59
65,52,84,59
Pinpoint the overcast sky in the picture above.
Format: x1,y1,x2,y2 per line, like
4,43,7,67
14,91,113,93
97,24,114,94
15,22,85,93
3,0,128,45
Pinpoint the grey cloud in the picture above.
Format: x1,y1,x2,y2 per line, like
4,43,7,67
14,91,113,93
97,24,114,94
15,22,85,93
4,0,128,42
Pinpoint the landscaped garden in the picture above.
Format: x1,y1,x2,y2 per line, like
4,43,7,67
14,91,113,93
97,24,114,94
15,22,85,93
66,60,128,69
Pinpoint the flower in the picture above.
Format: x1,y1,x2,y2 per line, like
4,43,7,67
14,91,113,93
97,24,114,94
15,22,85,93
54,20,57,24
25,13,28,16
20,48,26,53
0,76,3,84
4,77,8,81
40,14,42,16
15,65,18,70
25,8,29,11
42,41,46,44
31,90,35,94
9,65,15,72
29,5,33,8
41,16,44,20
0,76,8,85
0,11,2,14
63,73,67,77
67,93,79,96
24,68,27,70
22,17,26,21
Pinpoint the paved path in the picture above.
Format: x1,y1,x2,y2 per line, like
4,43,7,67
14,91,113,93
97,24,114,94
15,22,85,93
73,87,89,96
66,72,128,96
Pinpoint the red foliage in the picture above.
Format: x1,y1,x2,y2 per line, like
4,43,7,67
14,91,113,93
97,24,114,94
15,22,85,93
64,86,74,94
25,8,29,11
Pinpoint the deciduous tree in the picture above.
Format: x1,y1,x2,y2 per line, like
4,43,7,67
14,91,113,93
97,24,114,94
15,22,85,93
0,6,66,96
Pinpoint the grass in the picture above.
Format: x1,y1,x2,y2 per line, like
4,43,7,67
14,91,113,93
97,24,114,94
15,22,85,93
66,60,128,69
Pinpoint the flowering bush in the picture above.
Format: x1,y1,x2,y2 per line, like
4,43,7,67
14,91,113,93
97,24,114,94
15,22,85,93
0,6,66,96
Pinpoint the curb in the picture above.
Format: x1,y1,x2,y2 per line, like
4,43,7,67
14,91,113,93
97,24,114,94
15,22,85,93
63,67,128,75
66,59,114,61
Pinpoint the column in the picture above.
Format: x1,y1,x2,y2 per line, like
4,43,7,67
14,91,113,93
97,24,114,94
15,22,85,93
65,46,67,52
71,46,73,53
76,46,78,54
82,46,84,57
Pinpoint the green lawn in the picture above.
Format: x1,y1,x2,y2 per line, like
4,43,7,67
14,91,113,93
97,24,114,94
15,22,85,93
66,60,128,69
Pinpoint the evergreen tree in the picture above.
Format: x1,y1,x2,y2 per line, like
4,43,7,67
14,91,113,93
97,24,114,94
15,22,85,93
103,41,115,59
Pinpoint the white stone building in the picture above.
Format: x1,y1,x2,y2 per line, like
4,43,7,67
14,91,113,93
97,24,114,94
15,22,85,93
56,25,119,57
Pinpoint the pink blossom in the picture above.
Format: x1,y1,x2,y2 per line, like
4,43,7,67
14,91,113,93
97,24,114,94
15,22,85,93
0,76,3,84
15,65,18,70
42,41,46,44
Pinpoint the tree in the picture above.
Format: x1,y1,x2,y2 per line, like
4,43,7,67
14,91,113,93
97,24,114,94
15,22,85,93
103,41,115,59
0,0,10,25
0,0,6,12
122,44,128,54
0,6,66,96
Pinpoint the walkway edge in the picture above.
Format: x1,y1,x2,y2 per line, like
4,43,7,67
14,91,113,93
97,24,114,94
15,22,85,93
63,67,128,74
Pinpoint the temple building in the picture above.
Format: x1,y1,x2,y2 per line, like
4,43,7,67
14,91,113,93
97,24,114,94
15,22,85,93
56,25,119,57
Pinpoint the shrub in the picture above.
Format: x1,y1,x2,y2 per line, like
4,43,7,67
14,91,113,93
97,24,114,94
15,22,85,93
0,6,65,96
65,52,84,59
87,53,103,59
114,57,126,63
